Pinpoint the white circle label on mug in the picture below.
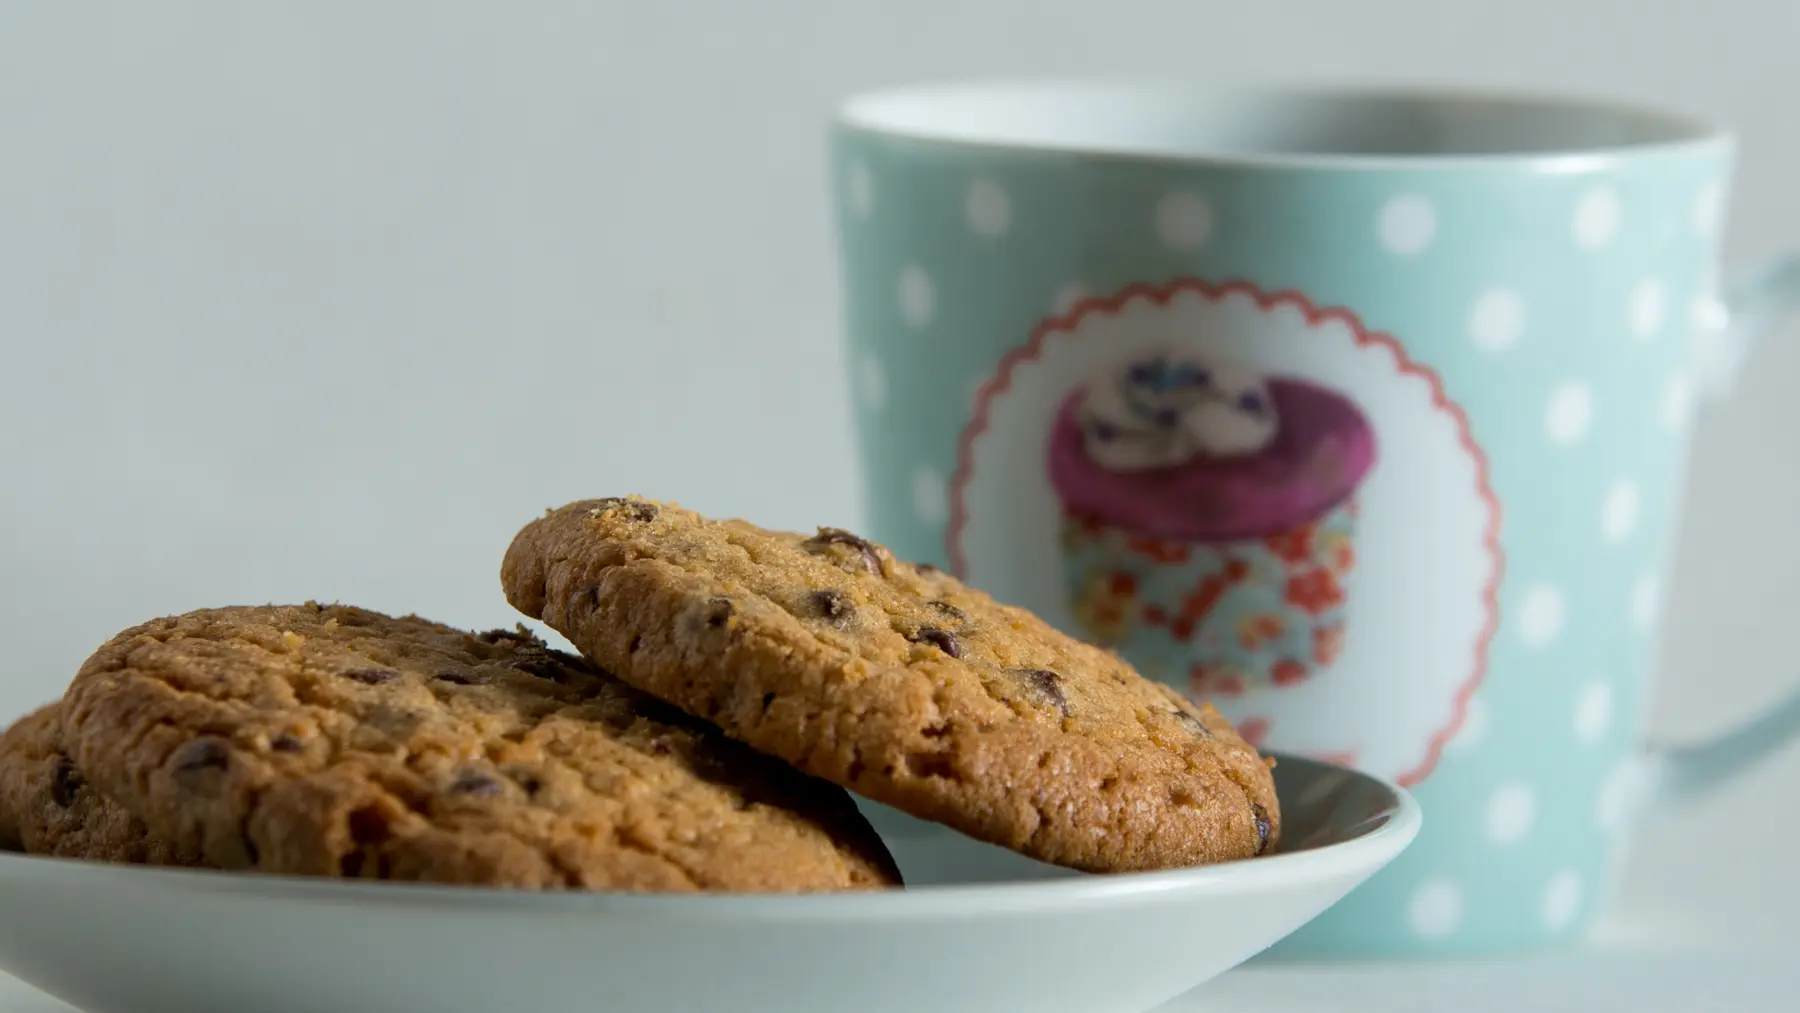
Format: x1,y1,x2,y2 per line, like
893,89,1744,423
950,279,1501,784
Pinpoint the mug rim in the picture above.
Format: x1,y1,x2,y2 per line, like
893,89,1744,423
833,78,1734,172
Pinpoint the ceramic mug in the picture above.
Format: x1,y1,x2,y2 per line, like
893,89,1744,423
827,81,1800,956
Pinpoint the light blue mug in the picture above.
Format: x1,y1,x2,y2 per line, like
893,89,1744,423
828,81,1800,956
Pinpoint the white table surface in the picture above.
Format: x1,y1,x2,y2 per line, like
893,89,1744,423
2,771,1794,1013
3,946,1788,1013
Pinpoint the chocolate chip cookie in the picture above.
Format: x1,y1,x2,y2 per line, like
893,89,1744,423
59,604,901,891
0,703,201,865
501,497,1280,872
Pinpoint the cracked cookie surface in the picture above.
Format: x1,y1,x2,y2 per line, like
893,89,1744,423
0,703,202,865
59,603,901,891
502,497,1280,872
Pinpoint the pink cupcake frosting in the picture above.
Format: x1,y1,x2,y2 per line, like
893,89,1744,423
1047,378,1377,543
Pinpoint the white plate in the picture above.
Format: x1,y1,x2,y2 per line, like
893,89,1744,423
0,753,1417,1013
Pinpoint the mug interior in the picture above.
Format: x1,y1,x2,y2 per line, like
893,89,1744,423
837,82,1721,164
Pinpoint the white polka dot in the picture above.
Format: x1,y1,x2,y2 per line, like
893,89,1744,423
1545,382,1594,445
1663,374,1693,432
1469,289,1526,351
1155,191,1214,251
1597,760,1645,833
1574,682,1614,743
1692,291,1729,334
1378,195,1437,255
1542,870,1584,930
1695,182,1724,237
1597,768,1626,831
912,465,947,526
857,355,888,413
1518,584,1565,648
1601,480,1640,542
1486,782,1537,844
1691,298,1734,385
964,178,1011,238
1629,278,1667,340
1630,574,1660,633
897,265,935,328
1051,282,1088,317
1407,879,1464,939
846,160,873,219
1445,697,1488,753
1574,186,1621,249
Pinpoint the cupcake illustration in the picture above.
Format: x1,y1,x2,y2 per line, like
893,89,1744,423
1046,349,1377,697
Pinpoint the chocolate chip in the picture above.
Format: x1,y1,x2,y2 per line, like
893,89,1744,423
269,734,306,754
916,563,941,575
1171,709,1215,739
447,771,505,797
926,599,967,622
909,625,961,658
804,527,886,576
502,766,544,796
806,589,855,624
49,758,81,808
342,668,398,685
170,737,232,779
434,671,478,685
476,626,539,647
647,735,676,756
703,596,735,627
1252,803,1272,855
506,652,566,680
1015,668,1069,716
589,497,657,522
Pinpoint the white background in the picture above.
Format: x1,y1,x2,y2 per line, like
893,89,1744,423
0,1,1796,1008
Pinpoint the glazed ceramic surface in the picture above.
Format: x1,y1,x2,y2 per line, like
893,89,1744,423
0,754,1413,1013
830,81,1800,954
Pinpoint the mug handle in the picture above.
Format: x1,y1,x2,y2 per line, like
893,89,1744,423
1648,250,1800,804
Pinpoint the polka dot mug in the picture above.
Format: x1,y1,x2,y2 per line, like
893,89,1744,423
828,82,1800,956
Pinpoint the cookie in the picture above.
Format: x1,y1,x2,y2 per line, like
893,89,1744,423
0,703,202,866
60,604,901,891
501,497,1280,872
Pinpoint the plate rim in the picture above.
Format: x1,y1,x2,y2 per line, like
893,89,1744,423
0,753,1419,922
